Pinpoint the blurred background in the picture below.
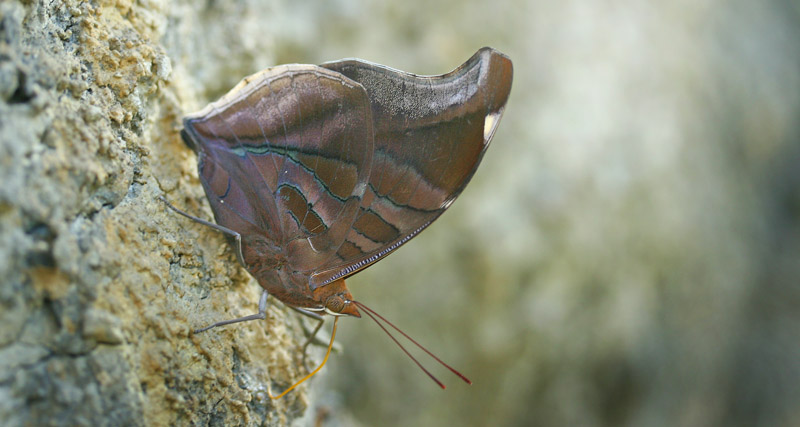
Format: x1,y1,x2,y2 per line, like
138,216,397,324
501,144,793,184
182,1,800,425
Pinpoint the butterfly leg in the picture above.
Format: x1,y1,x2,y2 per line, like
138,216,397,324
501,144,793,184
292,309,342,352
159,196,246,268
290,306,324,321
300,318,325,372
284,307,326,371
287,308,343,373
194,289,269,333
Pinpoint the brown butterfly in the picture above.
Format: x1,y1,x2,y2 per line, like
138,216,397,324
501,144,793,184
163,47,512,398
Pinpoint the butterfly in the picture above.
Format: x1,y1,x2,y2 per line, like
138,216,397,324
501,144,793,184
163,47,512,398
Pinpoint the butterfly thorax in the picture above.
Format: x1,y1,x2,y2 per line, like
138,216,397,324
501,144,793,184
243,237,361,317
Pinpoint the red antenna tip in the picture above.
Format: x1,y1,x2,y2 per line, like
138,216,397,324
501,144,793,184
353,301,472,389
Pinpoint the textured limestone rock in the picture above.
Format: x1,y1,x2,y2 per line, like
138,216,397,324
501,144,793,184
0,1,309,425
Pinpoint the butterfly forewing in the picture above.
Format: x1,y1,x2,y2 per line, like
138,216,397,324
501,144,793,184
310,47,513,288
183,66,374,272
182,102,284,245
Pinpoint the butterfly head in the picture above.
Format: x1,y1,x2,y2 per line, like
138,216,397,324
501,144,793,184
312,278,361,318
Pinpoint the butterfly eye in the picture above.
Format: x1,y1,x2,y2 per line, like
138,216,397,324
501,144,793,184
325,295,346,314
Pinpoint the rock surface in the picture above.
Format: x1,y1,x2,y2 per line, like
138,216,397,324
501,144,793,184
0,1,309,425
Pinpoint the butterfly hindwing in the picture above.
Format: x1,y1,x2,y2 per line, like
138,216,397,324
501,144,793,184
309,47,513,288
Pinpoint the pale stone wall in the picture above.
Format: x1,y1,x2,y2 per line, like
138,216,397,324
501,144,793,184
0,1,309,425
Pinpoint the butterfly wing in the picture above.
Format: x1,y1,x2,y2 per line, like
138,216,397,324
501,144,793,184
182,65,374,272
309,47,513,288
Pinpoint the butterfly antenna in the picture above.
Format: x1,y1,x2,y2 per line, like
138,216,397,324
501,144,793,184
268,317,339,399
353,301,472,387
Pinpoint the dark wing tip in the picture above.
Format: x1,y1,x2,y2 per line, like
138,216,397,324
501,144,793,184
179,126,197,152
476,47,513,114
